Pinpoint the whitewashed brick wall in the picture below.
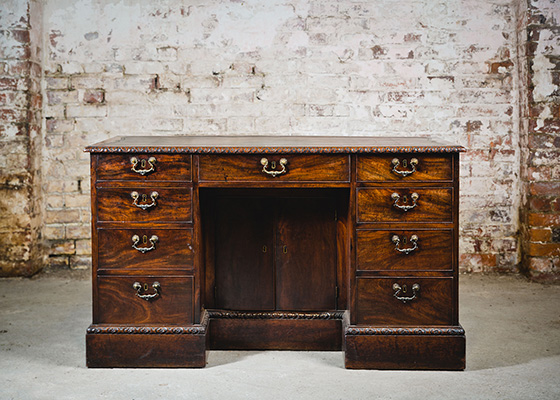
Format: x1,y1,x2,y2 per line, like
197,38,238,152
39,0,520,271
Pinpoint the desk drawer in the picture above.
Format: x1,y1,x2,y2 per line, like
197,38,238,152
356,229,452,271
357,188,452,223
199,154,349,182
97,187,192,222
98,228,194,271
357,154,452,182
96,154,192,181
356,277,453,326
96,276,193,325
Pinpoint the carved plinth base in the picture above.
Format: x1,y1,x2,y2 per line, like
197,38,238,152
86,325,207,368
344,325,466,370
208,310,343,351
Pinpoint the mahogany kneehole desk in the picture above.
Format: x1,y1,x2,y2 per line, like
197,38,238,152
85,136,466,370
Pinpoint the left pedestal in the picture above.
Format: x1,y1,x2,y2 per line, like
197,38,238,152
86,325,207,368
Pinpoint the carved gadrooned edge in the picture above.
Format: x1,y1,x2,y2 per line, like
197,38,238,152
345,327,466,336
207,310,345,320
87,311,210,335
85,146,465,154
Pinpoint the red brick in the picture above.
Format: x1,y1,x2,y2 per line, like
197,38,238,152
528,213,560,227
529,228,552,242
0,77,18,91
489,60,514,74
530,182,560,195
527,242,560,257
529,119,560,133
528,196,558,212
11,29,30,44
83,89,105,104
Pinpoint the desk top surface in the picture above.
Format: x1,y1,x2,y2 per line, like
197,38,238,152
85,135,465,154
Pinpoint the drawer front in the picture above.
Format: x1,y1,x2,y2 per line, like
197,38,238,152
357,188,452,223
356,229,453,271
198,154,350,182
97,187,192,222
96,154,192,181
357,154,452,182
98,228,194,271
96,276,193,325
356,277,453,326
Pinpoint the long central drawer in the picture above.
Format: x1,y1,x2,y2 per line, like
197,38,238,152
198,154,350,182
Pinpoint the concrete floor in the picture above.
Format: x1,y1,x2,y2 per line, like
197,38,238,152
0,273,559,400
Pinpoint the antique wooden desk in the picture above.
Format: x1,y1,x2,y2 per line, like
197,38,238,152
85,136,465,370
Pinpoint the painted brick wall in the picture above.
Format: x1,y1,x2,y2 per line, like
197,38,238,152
0,0,528,275
0,0,44,276
39,0,521,273
519,0,560,280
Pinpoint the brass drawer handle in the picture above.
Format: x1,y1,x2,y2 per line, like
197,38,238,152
131,191,159,210
261,157,288,177
392,283,420,303
132,234,158,253
131,156,156,175
391,192,419,211
132,281,161,301
391,158,418,177
391,234,419,254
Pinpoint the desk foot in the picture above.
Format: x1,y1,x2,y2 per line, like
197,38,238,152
86,325,207,368
344,325,466,370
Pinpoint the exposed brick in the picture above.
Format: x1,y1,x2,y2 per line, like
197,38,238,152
82,89,105,104
529,182,560,195
527,242,560,257
529,228,552,242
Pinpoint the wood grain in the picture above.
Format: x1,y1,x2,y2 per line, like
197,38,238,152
356,277,453,325
96,276,193,325
356,229,453,271
96,154,192,181
357,188,453,223
97,187,192,222
357,154,452,182
199,154,350,182
98,228,194,271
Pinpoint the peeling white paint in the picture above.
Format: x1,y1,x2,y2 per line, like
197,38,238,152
532,30,558,102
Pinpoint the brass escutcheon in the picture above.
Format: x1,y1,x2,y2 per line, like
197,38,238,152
391,157,418,177
131,156,157,175
132,281,161,301
261,157,288,177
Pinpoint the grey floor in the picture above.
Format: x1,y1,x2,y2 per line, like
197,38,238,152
0,273,559,400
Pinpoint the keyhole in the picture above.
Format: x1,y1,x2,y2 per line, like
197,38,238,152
403,159,408,168
142,235,148,244
403,195,408,203
403,236,407,244
282,245,288,254
142,193,147,202
141,159,147,168
143,283,148,291
271,160,276,169
262,245,267,253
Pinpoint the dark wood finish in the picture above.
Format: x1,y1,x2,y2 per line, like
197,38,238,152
356,229,453,271
275,197,337,310
199,154,350,182
87,333,206,368
98,228,194,271
209,318,342,351
213,196,274,311
344,334,465,370
96,154,192,181
357,188,453,223
86,136,464,370
97,187,192,223
85,135,465,154
356,277,453,325
96,276,193,325
357,154,452,182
